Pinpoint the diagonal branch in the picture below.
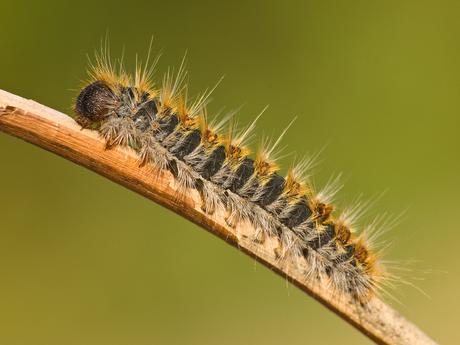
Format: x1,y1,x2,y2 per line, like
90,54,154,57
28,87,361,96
0,89,436,345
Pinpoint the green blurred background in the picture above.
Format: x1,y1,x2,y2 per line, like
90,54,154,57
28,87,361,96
0,1,458,344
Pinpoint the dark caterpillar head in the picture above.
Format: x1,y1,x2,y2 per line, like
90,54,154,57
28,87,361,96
75,81,116,121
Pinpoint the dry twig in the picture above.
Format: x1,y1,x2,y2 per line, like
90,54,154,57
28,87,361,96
0,89,436,345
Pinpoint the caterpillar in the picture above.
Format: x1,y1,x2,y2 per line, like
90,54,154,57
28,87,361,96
74,43,387,303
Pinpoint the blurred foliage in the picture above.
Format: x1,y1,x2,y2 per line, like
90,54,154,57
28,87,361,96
0,1,458,344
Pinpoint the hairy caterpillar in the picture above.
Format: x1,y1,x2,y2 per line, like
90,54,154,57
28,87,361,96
74,43,387,303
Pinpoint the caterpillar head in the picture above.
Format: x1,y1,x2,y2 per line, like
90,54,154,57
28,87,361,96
75,81,116,123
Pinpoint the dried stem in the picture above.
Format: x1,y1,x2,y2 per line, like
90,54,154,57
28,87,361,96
0,89,436,345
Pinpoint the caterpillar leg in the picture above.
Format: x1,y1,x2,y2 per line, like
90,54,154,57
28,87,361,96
138,134,171,172
100,117,139,149
195,180,223,215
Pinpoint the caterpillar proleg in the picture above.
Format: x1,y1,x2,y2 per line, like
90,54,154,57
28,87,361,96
75,42,388,303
